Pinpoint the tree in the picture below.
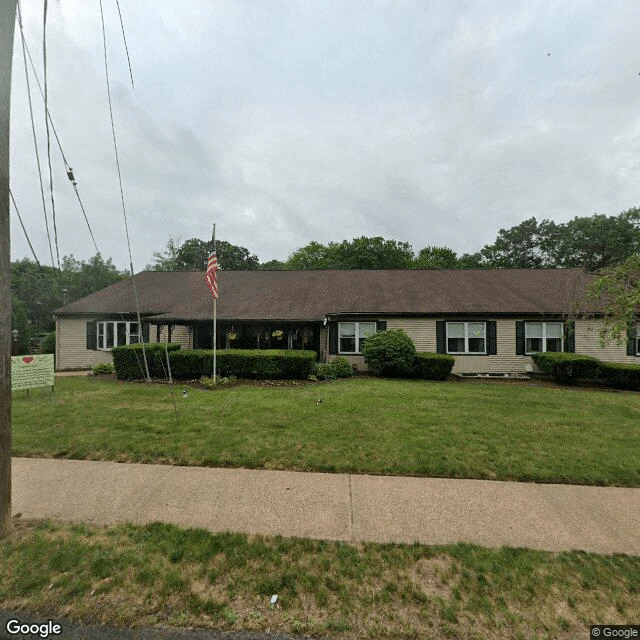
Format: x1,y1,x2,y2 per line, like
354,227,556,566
146,236,182,271
286,237,416,270
150,237,260,271
415,246,460,269
585,254,640,346
286,241,335,270
479,217,550,269
258,259,287,270
543,209,640,272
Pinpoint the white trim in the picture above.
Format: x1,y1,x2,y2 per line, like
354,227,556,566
524,321,563,355
446,321,486,355
338,321,377,355
96,320,140,351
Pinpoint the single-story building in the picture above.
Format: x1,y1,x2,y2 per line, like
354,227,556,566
53,268,640,373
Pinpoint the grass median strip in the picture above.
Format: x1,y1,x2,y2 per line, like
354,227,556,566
1,519,638,639
11,376,640,486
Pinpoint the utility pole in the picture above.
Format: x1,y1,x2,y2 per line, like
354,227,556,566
0,0,17,539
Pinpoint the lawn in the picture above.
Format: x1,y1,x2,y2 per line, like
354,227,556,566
1,519,638,639
10,376,640,486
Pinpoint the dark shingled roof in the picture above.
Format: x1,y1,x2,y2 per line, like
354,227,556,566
53,268,595,322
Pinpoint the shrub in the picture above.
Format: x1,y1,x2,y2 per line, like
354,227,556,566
313,362,337,380
313,356,355,381
412,352,455,380
39,331,56,355
93,362,115,375
531,352,602,384
169,349,317,380
112,343,182,380
361,329,416,377
200,375,237,389
599,362,640,390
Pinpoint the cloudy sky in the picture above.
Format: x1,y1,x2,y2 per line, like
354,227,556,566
8,0,640,270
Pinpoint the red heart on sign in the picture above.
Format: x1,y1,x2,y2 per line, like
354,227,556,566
22,356,34,364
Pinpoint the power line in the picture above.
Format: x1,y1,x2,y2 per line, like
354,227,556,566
17,1,54,269
42,0,61,272
18,2,99,256
9,189,41,267
114,0,134,88
99,0,150,382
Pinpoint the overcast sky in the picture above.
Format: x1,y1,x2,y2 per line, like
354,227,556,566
8,0,640,271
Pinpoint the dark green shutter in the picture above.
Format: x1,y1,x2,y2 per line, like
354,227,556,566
627,323,637,356
515,321,525,355
564,321,575,353
487,321,497,355
436,321,446,354
376,320,387,332
86,321,97,350
142,322,150,343
329,323,338,355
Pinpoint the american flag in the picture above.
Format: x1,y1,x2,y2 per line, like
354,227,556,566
205,251,219,299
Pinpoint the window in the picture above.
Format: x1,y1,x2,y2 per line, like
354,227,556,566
446,322,486,354
338,322,376,354
97,321,141,350
525,322,562,354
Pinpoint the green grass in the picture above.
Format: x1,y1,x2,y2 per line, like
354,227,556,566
11,376,640,486
1,519,638,639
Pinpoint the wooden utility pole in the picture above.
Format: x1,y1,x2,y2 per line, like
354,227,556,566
0,0,17,539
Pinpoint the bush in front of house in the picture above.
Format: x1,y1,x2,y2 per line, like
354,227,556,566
112,342,182,380
313,356,355,380
361,329,416,377
599,362,640,390
93,362,115,375
169,349,317,380
531,352,602,384
412,352,455,380
39,331,56,355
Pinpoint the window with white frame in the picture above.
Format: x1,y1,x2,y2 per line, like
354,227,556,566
525,322,562,354
446,322,486,354
338,322,376,354
97,321,140,350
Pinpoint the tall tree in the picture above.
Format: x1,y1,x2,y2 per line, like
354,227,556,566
479,217,550,269
150,237,259,271
585,254,640,345
415,246,460,269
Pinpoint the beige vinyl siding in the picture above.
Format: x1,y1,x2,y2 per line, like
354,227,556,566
157,325,191,349
388,318,536,374
56,318,114,370
575,319,639,363
56,316,170,370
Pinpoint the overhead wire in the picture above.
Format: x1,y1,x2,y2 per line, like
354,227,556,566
114,0,134,88
42,0,62,272
17,0,54,269
18,2,100,257
9,190,41,268
98,0,150,382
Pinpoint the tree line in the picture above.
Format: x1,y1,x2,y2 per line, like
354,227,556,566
147,208,640,272
11,206,640,351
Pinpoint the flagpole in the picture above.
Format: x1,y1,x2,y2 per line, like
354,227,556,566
212,224,216,383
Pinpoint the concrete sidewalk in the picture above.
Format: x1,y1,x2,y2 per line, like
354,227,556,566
11,457,640,555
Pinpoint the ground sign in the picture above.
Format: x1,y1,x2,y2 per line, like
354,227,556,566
11,354,55,392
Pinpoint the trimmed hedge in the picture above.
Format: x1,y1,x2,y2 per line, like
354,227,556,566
169,349,317,380
112,343,182,380
599,362,640,390
361,329,417,377
531,352,602,384
412,352,455,380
